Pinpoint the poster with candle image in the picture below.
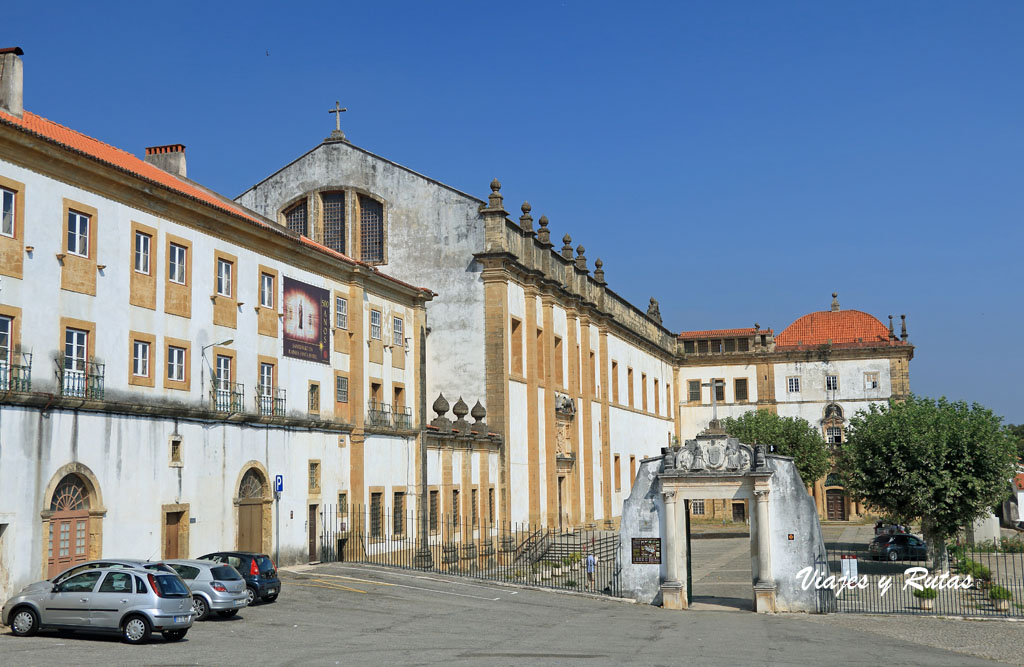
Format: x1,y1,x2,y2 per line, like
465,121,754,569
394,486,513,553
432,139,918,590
282,276,330,364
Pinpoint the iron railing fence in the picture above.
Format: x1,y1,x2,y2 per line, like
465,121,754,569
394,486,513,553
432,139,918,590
320,503,622,597
392,406,413,429
256,385,286,417
56,361,104,399
367,401,391,427
0,360,32,392
212,382,244,413
820,533,1024,617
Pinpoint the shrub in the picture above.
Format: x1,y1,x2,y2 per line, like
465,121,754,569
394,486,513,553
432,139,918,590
564,579,577,587
989,585,1013,601
562,556,573,567
912,587,938,600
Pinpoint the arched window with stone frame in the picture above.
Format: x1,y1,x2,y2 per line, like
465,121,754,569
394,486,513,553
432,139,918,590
822,403,844,445
283,198,309,237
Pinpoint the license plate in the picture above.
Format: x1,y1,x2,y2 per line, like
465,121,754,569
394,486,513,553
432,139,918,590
267,588,277,595
173,615,188,623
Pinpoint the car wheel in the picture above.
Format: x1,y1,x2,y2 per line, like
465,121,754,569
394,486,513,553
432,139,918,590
261,593,278,603
888,550,899,561
10,607,39,637
217,609,239,618
245,586,257,606
121,614,152,645
192,595,210,621
162,629,188,641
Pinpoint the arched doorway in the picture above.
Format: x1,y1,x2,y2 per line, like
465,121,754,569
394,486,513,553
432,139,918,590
47,475,91,577
237,468,268,552
825,488,847,521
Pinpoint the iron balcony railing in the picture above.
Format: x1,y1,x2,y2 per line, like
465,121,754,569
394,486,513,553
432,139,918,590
212,382,244,413
393,406,413,430
367,400,392,427
0,360,32,392
256,385,286,417
57,361,104,400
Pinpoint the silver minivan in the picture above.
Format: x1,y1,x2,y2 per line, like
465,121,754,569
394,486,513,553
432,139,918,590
164,559,248,620
2,566,194,644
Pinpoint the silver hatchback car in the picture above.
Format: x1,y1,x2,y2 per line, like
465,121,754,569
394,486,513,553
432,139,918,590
164,559,248,620
2,566,194,644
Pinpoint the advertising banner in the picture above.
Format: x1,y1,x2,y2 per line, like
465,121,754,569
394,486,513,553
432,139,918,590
282,276,330,364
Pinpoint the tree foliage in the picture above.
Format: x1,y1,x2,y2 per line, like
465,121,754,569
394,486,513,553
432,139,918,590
721,410,830,486
1008,423,1024,461
837,396,1018,569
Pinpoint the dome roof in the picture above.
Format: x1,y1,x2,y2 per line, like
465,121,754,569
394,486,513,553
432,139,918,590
775,309,898,349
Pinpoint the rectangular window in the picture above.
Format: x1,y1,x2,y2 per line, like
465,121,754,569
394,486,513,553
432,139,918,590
554,336,563,387
308,382,320,413
260,273,274,308
335,375,349,403
370,310,382,340
471,488,478,527
787,377,800,393
714,379,726,402
67,211,90,257
65,328,87,372
359,195,384,263
735,378,749,402
864,372,879,390
641,373,648,411
134,231,151,274
826,375,839,392
488,487,495,525
627,368,634,407
0,315,11,366
338,493,348,521
696,340,708,354
167,346,185,382
654,379,660,414
737,338,750,352
215,355,231,388
370,492,383,539
710,339,722,354
259,363,274,393
216,258,233,297
0,187,14,237
688,379,701,403
630,455,636,485
393,317,403,347
168,243,187,284
308,461,321,492
691,499,705,516
510,318,523,375
536,329,545,379
132,340,150,377
429,490,439,533
335,297,348,329
393,492,405,535
827,427,843,444
614,454,622,491
589,351,596,395
683,340,695,354
451,489,460,527
322,192,346,254
724,339,736,353
611,361,619,403
169,437,182,465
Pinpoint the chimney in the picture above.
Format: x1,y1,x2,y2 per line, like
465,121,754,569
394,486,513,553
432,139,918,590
0,47,25,118
144,144,187,178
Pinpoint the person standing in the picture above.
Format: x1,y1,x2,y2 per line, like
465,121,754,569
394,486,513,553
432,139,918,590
585,550,597,590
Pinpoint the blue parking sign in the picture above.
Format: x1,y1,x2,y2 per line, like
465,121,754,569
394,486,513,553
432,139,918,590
275,475,284,493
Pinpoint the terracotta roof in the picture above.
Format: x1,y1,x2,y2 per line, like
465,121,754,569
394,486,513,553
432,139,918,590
1014,474,1024,491
0,109,435,296
775,309,904,349
0,47,24,55
678,327,767,339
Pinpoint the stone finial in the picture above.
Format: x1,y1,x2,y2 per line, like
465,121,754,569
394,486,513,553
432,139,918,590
647,297,662,324
432,393,450,419
900,314,908,341
471,400,486,423
561,234,574,259
831,292,840,312
519,201,533,232
888,315,895,341
487,178,503,209
453,396,469,419
575,244,587,271
593,258,605,283
537,215,551,245
754,322,760,331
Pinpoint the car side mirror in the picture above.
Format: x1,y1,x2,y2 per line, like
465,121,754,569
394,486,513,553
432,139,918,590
52,583,59,592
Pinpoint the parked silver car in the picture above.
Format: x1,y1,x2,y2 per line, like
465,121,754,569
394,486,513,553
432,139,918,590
2,566,194,644
165,559,248,620
19,559,177,594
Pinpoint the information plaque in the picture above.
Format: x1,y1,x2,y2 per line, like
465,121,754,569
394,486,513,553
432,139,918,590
631,537,662,564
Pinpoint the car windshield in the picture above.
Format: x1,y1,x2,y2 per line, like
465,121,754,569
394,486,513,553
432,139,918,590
211,565,242,581
143,563,175,573
257,556,274,572
871,536,891,544
150,574,191,597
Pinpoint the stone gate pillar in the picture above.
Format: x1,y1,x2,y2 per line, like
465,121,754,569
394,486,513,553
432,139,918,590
753,488,777,612
660,490,685,609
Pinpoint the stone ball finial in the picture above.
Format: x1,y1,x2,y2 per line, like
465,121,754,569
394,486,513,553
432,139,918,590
432,393,450,418
490,178,501,192
576,244,585,256
521,201,531,214
471,400,486,423
562,233,572,245
453,396,469,419
831,292,840,312
594,258,603,268
538,215,549,227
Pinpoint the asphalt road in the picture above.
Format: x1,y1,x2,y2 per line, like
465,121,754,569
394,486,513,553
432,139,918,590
0,561,1016,666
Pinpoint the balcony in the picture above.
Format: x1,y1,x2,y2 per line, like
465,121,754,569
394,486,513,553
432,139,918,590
0,360,32,392
393,406,413,429
256,385,286,417
367,400,392,428
57,361,104,400
212,382,244,413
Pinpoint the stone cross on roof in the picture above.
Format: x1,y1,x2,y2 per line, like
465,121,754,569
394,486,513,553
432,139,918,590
327,101,348,142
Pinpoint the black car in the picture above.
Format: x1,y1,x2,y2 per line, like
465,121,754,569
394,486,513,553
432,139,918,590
868,534,928,561
199,552,280,605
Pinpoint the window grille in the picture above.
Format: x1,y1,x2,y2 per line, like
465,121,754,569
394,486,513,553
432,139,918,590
734,378,748,402
308,461,320,491
691,499,705,515
724,338,736,353
393,492,405,534
714,380,725,402
285,201,308,236
359,195,384,263
370,493,383,539
335,375,349,403
737,338,749,352
322,192,346,253
827,427,843,444
308,383,320,413
429,490,439,532
696,340,708,354
688,380,701,402
683,340,695,354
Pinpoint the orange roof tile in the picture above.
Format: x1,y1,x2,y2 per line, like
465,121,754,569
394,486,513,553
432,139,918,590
678,327,767,339
775,309,903,349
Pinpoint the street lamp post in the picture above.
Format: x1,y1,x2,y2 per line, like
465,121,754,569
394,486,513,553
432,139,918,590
200,338,234,401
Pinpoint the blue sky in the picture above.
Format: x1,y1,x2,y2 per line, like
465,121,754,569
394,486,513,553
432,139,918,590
10,1,1024,421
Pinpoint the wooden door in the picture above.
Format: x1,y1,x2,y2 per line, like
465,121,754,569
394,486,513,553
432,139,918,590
826,490,846,521
308,505,318,562
49,515,89,577
164,512,181,559
238,503,263,552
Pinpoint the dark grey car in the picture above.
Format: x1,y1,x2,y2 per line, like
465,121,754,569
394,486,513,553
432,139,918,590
2,566,194,644
165,559,248,620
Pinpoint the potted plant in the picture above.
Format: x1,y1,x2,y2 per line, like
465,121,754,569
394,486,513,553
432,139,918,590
912,587,937,611
551,559,563,576
989,585,1013,612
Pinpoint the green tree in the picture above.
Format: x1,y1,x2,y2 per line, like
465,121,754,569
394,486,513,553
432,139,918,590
1008,423,1024,461
837,396,1017,571
721,410,830,486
